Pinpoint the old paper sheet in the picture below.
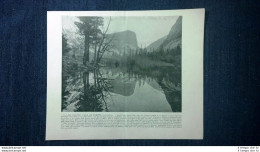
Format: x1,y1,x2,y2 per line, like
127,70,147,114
46,9,204,140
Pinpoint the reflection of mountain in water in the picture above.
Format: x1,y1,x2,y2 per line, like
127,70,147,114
157,79,181,112
146,79,163,92
105,66,181,112
109,76,136,96
62,66,181,112
107,81,172,112
62,16,182,112
145,78,181,112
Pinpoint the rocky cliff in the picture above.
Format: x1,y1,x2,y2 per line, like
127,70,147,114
147,16,182,50
108,30,138,55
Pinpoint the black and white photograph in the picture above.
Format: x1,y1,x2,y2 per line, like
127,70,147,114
61,16,182,112
3,0,258,146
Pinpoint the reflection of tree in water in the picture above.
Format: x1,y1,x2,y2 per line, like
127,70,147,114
102,64,181,112
75,69,112,112
125,65,182,112
62,65,181,112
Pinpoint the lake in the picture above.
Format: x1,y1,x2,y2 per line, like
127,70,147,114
62,65,181,112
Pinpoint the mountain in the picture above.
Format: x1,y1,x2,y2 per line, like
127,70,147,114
161,16,182,49
147,16,182,50
108,30,138,55
146,36,167,51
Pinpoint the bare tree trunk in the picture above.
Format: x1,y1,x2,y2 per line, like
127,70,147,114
93,21,98,66
84,34,90,66
73,49,76,58
93,41,97,65
94,70,97,87
95,17,112,66
83,71,90,100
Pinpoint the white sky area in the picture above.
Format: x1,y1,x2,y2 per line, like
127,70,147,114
62,16,179,47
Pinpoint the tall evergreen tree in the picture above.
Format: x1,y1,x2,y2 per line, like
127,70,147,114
75,17,103,65
62,34,70,55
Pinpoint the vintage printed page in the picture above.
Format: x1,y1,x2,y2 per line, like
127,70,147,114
46,9,205,140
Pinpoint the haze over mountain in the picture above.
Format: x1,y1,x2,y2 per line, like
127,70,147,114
146,36,167,51
109,30,138,55
107,16,182,56
147,16,182,51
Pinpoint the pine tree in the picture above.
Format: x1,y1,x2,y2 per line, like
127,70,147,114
62,34,70,55
75,17,103,65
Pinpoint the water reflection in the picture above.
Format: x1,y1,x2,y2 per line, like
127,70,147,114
62,66,181,112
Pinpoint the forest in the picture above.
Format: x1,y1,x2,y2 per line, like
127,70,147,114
62,16,182,112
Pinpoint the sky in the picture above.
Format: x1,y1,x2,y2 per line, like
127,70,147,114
62,16,179,47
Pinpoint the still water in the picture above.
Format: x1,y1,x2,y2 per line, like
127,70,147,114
62,66,181,112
